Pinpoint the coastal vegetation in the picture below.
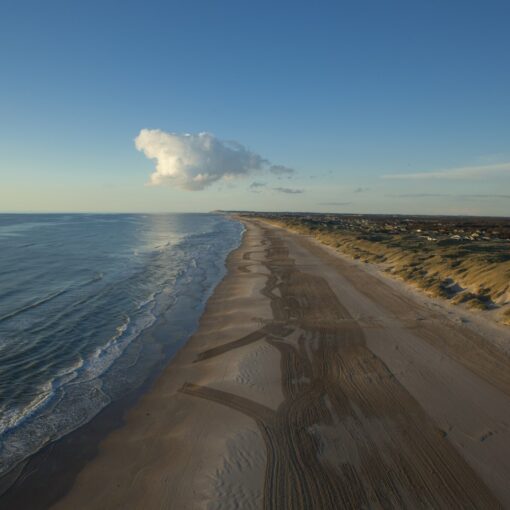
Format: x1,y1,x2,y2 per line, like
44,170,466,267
248,213,510,325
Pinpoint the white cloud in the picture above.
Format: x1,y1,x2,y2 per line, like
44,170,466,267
135,129,294,190
383,162,510,180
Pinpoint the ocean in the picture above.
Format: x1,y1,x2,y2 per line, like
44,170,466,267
0,213,243,477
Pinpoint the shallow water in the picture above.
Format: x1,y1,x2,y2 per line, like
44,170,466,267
0,213,243,476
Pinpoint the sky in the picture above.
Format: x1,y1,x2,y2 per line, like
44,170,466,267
1,0,509,215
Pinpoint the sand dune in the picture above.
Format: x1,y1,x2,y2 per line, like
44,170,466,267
263,215,510,325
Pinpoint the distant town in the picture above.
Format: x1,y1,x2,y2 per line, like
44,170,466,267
228,211,510,244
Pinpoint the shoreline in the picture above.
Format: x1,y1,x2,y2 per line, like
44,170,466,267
3,218,510,508
46,217,272,509
0,216,247,508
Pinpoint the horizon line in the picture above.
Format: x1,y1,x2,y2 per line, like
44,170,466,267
1,210,509,219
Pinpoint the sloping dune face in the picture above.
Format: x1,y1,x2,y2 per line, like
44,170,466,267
267,215,510,323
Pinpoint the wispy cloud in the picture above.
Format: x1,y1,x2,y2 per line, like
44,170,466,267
318,201,351,206
386,193,449,198
383,162,510,180
273,187,304,194
354,187,369,193
387,193,510,199
135,129,295,190
464,194,510,199
270,165,295,177
249,181,266,193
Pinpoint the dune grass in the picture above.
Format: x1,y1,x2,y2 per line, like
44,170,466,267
262,217,510,325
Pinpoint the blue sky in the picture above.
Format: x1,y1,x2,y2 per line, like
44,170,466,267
1,0,509,215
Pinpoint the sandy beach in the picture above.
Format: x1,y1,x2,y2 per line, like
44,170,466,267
5,217,510,509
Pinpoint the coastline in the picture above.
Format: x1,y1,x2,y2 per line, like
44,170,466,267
0,215,246,508
48,217,272,509
3,217,510,508
0,213,243,488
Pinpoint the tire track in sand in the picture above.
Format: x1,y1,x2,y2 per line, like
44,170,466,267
180,225,499,509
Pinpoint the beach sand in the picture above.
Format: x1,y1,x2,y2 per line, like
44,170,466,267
6,218,510,509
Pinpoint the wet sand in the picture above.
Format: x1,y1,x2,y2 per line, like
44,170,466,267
7,218,510,509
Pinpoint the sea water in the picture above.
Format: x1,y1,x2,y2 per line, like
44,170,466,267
0,213,243,476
